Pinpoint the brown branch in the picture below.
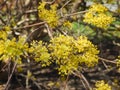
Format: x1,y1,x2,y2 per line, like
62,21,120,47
5,61,17,90
63,10,88,17
60,0,71,17
45,23,53,39
25,9,37,14
0,15,6,25
42,0,56,4
57,28,68,36
99,57,116,64
71,0,82,13
72,71,91,90
63,74,69,90
19,73,50,90
13,21,46,30
79,71,91,90
101,60,109,69
19,74,42,89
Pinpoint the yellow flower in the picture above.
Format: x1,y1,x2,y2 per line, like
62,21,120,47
29,41,51,66
93,80,112,90
49,35,99,75
38,2,59,28
83,3,115,29
63,21,72,29
89,3,108,13
0,30,7,40
0,37,28,64
0,40,5,55
4,26,11,31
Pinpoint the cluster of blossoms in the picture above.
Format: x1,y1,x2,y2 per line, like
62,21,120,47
38,2,59,28
0,28,50,66
0,27,28,64
49,35,99,75
0,25,99,76
0,26,11,40
0,37,28,64
63,21,72,29
0,26,100,76
83,3,115,29
28,41,51,67
0,30,8,40
93,80,112,90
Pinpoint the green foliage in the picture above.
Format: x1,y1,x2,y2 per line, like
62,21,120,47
72,22,96,39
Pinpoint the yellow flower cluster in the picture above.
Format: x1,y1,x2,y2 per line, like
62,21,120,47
63,21,72,29
49,35,99,75
89,4,108,12
83,3,115,29
28,41,51,67
0,27,27,64
0,30,7,40
93,80,112,90
38,2,59,28
0,29,50,66
0,26,11,40
4,26,11,31
0,37,28,64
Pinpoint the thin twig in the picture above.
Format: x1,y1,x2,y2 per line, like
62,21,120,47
79,72,91,90
0,60,11,72
5,61,17,90
19,73,49,90
45,23,53,39
57,28,68,36
71,0,83,13
25,27,42,43
88,67,117,77
113,40,120,46
99,57,116,64
13,21,46,30
23,52,31,89
72,71,88,90
63,10,88,17
16,18,29,26
25,9,37,14
60,0,71,17
64,74,69,90
15,76,25,89
0,15,6,25
101,60,108,69
80,79,87,90
72,71,91,90
42,0,56,4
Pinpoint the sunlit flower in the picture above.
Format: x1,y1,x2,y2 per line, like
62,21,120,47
93,80,112,90
63,21,72,29
38,2,59,28
49,35,99,75
83,3,115,29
